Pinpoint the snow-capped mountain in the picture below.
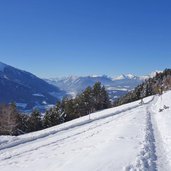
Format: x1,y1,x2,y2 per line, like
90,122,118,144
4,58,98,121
0,61,160,111
45,74,143,100
0,62,65,111
45,72,161,101
113,74,138,80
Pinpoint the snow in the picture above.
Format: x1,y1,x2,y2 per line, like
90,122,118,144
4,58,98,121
126,74,135,79
1,92,171,171
91,74,103,78
42,101,47,105
113,74,126,80
106,86,128,91
140,70,163,80
151,91,171,170
16,103,27,109
113,74,137,81
149,70,163,78
32,93,45,97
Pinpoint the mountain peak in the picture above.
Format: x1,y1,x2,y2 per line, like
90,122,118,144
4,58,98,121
113,74,137,80
113,74,126,80
126,74,136,79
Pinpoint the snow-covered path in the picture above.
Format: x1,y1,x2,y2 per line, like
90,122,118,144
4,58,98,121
0,92,171,171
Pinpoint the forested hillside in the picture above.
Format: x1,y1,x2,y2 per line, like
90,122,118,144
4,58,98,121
0,82,111,135
114,69,171,106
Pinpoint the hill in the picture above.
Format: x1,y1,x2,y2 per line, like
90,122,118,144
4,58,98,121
0,91,171,170
0,62,65,111
114,69,170,106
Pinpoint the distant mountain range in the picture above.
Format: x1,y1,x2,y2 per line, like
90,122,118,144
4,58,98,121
0,62,65,111
45,72,160,101
0,61,161,111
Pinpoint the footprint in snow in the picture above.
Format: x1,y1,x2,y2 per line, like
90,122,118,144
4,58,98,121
118,136,125,140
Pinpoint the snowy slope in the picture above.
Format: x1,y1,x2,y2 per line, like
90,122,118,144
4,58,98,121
0,91,171,171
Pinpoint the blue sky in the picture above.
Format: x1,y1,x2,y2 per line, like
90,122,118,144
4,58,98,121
0,0,171,78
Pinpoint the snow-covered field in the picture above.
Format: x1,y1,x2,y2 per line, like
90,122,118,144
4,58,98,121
0,91,171,171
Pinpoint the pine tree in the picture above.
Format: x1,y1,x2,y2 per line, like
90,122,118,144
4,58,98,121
43,110,51,128
92,82,111,111
101,86,111,109
28,109,42,132
82,86,94,114
43,102,64,128
75,86,94,116
93,82,103,111
63,99,78,121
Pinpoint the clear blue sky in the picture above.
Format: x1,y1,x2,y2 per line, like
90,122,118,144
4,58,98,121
0,0,171,78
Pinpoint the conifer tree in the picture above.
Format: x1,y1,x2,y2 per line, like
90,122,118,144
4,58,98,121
43,110,52,128
63,99,78,121
82,86,94,114
93,82,103,111
28,109,42,132
43,102,63,128
101,86,111,109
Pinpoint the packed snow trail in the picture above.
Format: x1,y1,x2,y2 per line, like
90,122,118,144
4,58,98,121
125,107,157,171
0,93,171,171
150,92,171,171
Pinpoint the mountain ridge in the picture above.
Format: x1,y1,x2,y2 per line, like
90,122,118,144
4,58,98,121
45,71,162,101
0,61,162,110
0,61,65,111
